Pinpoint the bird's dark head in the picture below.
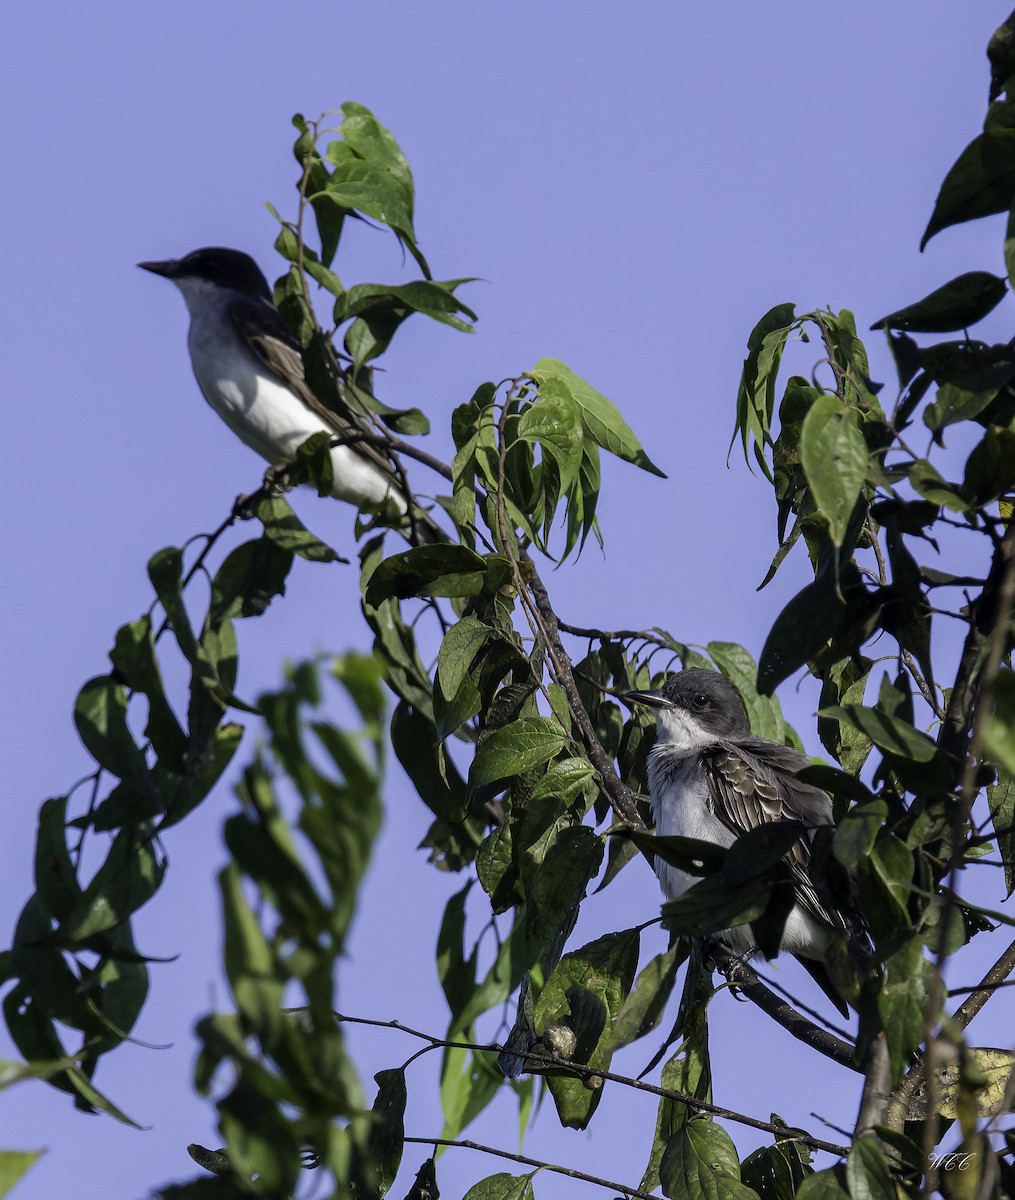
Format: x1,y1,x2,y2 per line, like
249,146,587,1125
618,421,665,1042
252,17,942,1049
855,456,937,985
138,247,272,301
626,668,751,750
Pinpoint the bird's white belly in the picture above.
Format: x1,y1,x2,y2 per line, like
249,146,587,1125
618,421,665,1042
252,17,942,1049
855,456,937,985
188,333,404,510
648,752,829,961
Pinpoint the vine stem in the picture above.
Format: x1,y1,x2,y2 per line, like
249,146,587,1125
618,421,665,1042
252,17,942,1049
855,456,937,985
401,1136,657,1199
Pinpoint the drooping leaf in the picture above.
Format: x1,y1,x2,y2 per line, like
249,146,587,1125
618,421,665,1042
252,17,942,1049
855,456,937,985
922,129,1015,249
818,703,937,762
800,396,868,546
365,545,488,607
872,272,1007,333
529,358,665,476
732,303,798,481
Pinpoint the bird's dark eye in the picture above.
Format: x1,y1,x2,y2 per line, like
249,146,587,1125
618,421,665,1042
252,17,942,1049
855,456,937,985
691,693,710,710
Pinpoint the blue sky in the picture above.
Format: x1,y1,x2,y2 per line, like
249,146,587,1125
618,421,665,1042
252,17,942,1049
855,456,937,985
2,4,1012,1197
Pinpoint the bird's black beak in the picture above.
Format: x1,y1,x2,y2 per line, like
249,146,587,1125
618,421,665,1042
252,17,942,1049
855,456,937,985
625,689,669,709
137,258,179,278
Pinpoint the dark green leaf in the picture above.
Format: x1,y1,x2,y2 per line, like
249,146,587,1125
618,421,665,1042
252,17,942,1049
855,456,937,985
365,545,488,607
845,1133,895,1200
907,459,970,513
73,676,152,795
758,577,845,694
818,703,937,762
623,830,726,877
33,798,82,923
662,876,770,938
733,303,798,482
109,618,187,766
986,669,1015,777
610,946,683,1052
209,538,294,623
963,425,1015,501
255,495,343,563
922,130,1015,249
366,1069,406,1197
56,828,167,941
878,935,931,1083
533,928,640,1129
469,718,566,790
660,1120,755,1200
872,272,1007,333
987,770,1015,898
833,800,888,870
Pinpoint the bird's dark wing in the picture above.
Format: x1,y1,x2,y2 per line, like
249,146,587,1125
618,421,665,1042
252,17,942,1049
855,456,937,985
227,295,401,483
701,739,851,934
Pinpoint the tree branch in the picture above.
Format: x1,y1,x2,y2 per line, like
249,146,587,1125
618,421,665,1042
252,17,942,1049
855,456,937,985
402,1136,656,1199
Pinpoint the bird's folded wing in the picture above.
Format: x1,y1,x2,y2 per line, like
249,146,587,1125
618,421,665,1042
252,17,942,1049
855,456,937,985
702,742,850,933
228,296,401,484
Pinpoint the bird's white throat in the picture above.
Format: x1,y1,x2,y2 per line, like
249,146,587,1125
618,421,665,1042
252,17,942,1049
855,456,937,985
651,706,715,755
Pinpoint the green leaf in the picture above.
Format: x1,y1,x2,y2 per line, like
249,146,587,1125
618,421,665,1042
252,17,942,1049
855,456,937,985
529,358,665,476
365,544,488,607
796,1168,851,1200
533,928,640,1129
469,718,567,789
436,617,492,701
907,459,970,513
0,1149,43,1198
220,862,283,1037
109,617,187,767
878,935,931,1083
56,828,167,941
660,1120,758,1200
758,575,845,694
706,642,792,744
818,703,937,762
460,1173,535,1200
34,798,82,923
661,876,770,939
609,946,683,1052
209,538,295,623
516,387,584,497
922,129,1015,249
986,670,1015,778
73,676,153,795
255,495,343,563
366,1069,406,1197
733,303,798,481
963,425,1015,502
871,272,1008,333
800,396,868,545
987,770,1015,898
845,1134,895,1200
833,800,888,870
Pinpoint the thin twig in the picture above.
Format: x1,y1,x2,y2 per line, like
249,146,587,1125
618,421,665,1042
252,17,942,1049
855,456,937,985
402,1136,656,1199
331,1011,850,1155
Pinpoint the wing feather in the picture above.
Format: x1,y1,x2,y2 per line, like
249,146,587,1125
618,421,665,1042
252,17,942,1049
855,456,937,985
227,296,401,483
702,740,852,934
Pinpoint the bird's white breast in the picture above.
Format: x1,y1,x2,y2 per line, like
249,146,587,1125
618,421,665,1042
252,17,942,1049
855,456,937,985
184,298,404,510
647,743,830,961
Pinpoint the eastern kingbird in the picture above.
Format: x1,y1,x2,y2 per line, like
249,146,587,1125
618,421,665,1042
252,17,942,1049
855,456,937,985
139,247,441,540
627,668,869,1016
